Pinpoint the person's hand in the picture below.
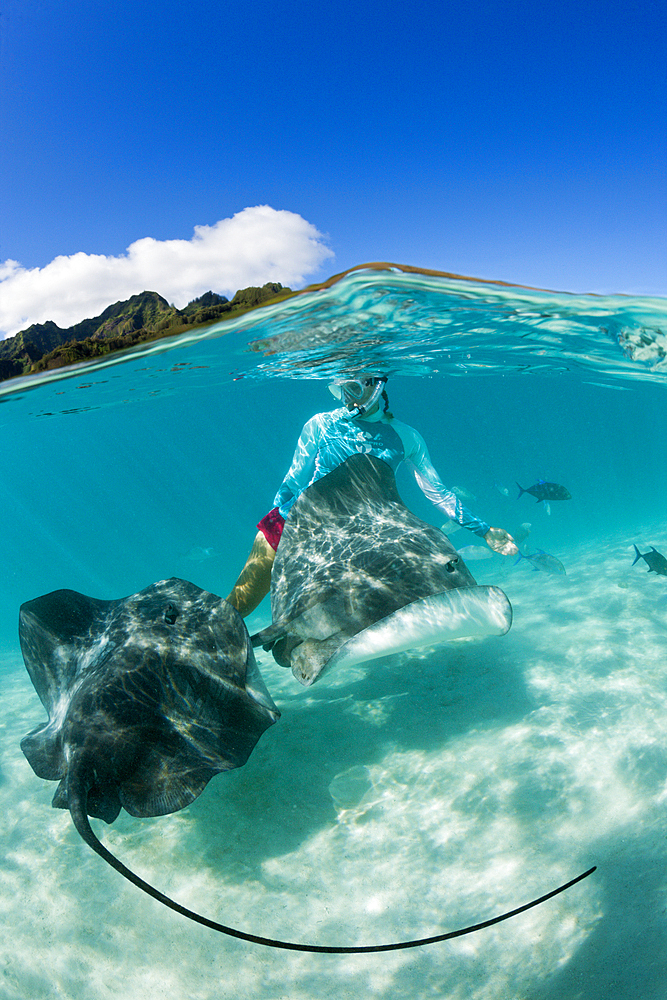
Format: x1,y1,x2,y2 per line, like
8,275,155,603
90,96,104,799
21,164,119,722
484,527,518,556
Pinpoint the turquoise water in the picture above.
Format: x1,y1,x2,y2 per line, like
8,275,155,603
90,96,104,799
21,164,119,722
2,268,667,997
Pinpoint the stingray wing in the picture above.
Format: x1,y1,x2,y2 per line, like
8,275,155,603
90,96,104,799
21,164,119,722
19,589,117,780
19,589,117,710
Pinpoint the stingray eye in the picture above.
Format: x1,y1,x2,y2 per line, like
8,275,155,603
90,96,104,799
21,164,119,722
164,604,180,625
445,557,460,573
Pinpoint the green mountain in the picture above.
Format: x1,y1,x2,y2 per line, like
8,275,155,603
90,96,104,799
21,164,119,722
0,283,291,381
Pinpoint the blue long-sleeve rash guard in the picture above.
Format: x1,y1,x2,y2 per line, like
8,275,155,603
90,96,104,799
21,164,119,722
273,406,491,538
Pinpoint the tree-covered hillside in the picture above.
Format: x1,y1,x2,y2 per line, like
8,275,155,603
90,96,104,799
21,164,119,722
0,283,293,381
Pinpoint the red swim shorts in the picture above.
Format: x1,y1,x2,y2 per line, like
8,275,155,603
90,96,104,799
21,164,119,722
257,508,285,551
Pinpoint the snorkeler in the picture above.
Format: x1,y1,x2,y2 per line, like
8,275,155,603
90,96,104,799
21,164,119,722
227,376,518,616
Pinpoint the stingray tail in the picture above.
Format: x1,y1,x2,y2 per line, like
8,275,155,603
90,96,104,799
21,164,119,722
66,775,596,952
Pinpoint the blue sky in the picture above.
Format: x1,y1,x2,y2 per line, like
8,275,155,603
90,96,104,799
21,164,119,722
1,0,665,335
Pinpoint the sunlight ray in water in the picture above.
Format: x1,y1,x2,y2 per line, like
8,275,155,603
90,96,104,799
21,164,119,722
1,266,666,997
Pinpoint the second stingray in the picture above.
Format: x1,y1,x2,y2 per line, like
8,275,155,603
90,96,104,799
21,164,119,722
252,454,512,685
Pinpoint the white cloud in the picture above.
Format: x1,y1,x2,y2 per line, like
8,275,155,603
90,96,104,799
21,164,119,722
0,206,334,338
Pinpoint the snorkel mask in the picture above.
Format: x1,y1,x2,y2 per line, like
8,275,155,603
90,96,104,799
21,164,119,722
329,376,388,417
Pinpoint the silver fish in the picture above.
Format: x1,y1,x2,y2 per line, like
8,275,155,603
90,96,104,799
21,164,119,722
515,549,566,575
457,544,494,561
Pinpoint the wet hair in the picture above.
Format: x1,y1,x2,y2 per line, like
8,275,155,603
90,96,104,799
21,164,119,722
381,387,393,418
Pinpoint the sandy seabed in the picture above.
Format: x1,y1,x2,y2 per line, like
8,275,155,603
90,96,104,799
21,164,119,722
1,528,667,1000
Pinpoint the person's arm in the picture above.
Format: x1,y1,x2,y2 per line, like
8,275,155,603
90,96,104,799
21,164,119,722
273,415,321,516
394,421,517,554
408,459,491,536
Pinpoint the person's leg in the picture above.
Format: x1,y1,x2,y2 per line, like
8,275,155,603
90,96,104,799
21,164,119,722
226,531,276,617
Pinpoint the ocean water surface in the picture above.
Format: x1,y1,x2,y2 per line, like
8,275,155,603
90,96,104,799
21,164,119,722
1,266,667,999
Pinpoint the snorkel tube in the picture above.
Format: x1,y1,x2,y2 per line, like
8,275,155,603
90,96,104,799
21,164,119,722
329,377,388,418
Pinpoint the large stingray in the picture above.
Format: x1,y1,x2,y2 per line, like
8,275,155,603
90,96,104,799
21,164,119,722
19,575,593,950
253,454,513,685
20,578,280,824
